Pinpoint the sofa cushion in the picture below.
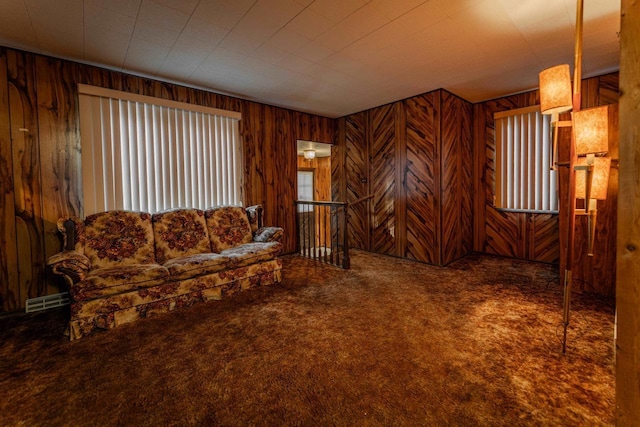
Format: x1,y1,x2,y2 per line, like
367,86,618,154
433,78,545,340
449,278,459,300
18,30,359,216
84,211,156,269
71,264,170,301
153,209,211,264
164,253,230,280
221,242,282,268
206,206,253,252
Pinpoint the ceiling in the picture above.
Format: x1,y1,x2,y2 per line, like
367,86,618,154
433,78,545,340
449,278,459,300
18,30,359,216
0,0,620,118
297,139,332,157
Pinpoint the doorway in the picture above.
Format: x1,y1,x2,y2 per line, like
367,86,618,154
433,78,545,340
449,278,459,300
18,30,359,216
296,140,332,255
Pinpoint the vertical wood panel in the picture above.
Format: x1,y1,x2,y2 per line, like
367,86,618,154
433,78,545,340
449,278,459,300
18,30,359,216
276,107,297,253
35,56,81,295
0,48,19,311
78,63,123,90
7,50,46,305
441,92,461,264
263,105,277,237
394,102,407,258
404,93,438,263
433,91,442,264
528,213,560,263
473,103,487,253
440,92,474,265
345,112,369,250
461,99,474,255
332,118,345,204
242,100,265,208
370,104,396,255
599,73,619,106
616,0,640,419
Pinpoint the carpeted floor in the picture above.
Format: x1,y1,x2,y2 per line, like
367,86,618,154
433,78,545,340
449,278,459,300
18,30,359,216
0,250,615,426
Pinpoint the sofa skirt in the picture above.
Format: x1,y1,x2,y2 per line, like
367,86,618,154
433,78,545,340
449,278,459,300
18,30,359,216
68,259,282,340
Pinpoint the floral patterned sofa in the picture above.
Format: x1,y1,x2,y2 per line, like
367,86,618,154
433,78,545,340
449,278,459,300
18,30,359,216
47,205,283,340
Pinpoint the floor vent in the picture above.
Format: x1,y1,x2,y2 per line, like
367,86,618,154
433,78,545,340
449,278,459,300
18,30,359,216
25,292,70,313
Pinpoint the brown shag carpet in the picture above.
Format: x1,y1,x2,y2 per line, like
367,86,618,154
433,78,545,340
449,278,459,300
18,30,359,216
0,251,615,426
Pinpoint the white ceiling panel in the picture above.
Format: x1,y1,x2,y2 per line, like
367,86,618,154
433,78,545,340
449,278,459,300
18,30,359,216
84,27,130,67
267,28,311,53
0,0,37,49
285,8,334,39
84,1,136,36
192,1,251,30
308,0,371,23
0,0,621,118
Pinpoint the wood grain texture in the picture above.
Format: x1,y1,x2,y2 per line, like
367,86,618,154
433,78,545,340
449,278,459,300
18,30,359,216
339,90,473,266
440,92,474,265
35,56,82,295
404,94,438,264
572,103,619,297
475,93,542,260
0,48,19,311
528,213,560,263
344,112,370,250
474,73,618,297
394,102,407,258
331,118,345,204
0,47,335,310
242,100,265,209
616,0,640,421
370,103,396,256
472,103,486,253
331,119,346,258
460,98,474,256
7,50,46,306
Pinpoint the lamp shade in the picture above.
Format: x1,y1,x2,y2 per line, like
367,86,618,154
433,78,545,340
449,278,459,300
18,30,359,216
539,64,573,115
573,105,609,155
575,156,611,200
303,149,316,160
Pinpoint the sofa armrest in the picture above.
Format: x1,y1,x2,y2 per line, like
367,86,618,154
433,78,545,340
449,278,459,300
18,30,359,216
57,216,85,252
245,205,263,233
47,251,91,287
253,226,284,243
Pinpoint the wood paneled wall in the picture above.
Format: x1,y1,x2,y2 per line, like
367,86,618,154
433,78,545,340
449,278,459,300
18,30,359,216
333,89,474,266
0,46,334,311
0,43,620,310
473,72,619,297
616,0,640,420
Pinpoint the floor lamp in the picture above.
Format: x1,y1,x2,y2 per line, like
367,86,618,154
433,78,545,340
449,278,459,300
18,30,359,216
538,0,611,353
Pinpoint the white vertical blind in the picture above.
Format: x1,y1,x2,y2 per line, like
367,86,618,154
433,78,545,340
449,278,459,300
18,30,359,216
494,105,558,212
78,85,242,216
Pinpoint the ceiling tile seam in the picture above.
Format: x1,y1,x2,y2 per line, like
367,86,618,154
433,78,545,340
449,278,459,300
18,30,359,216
121,0,145,71
22,0,41,54
156,0,207,78
315,0,445,60
185,0,259,82
257,2,315,53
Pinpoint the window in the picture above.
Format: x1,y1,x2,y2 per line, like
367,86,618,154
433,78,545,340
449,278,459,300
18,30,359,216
494,105,558,212
297,171,314,212
78,84,242,216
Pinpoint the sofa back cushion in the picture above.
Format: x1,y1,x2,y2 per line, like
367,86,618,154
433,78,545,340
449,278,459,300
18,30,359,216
152,208,211,264
84,211,156,269
205,206,253,252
